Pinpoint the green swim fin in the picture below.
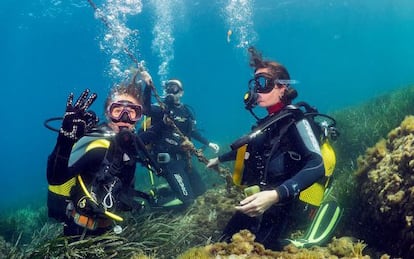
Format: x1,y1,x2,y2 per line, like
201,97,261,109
287,200,343,248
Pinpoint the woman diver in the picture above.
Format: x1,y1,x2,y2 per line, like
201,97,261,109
207,46,326,250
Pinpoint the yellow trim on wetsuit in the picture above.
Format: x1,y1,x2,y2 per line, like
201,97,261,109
48,177,76,196
85,139,110,152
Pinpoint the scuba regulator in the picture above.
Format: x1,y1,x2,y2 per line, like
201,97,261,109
243,87,261,121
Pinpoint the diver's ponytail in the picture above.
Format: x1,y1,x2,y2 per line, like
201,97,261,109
281,87,298,105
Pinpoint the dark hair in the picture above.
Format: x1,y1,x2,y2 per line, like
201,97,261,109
104,79,143,111
248,46,297,104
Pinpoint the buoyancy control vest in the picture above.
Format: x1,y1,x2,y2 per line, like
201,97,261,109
231,102,338,207
48,135,141,224
48,136,123,221
47,136,115,222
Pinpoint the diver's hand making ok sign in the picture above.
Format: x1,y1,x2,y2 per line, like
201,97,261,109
60,89,99,141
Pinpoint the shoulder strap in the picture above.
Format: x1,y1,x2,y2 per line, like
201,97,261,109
231,108,299,150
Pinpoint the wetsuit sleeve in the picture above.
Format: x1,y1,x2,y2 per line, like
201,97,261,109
218,149,237,162
46,135,76,185
274,118,325,202
142,83,152,115
191,128,210,146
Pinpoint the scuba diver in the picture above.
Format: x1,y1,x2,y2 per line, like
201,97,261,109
140,74,220,210
46,77,160,237
207,46,341,250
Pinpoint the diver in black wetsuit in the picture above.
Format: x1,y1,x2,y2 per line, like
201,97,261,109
46,79,159,237
207,46,325,250
141,76,220,209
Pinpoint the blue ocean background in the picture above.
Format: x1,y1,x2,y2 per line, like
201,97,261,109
1,0,414,212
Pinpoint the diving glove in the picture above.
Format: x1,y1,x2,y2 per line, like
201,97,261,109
139,70,153,86
114,128,139,157
60,89,99,141
206,157,220,168
208,142,220,153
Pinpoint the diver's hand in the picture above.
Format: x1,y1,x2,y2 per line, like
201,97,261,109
75,196,105,217
60,89,98,141
235,190,279,217
181,138,195,151
206,157,219,168
208,142,220,153
140,70,153,86
115,128,138,156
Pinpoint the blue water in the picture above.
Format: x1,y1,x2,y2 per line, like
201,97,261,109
1,0,414,210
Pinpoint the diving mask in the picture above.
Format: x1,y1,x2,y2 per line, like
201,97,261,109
164,79,183,95
165,83,182,95
108,101,143,124
249,74,299,94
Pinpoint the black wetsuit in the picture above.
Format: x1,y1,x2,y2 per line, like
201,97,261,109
47,124,147,236
144,103,209,208
218,106,325,250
